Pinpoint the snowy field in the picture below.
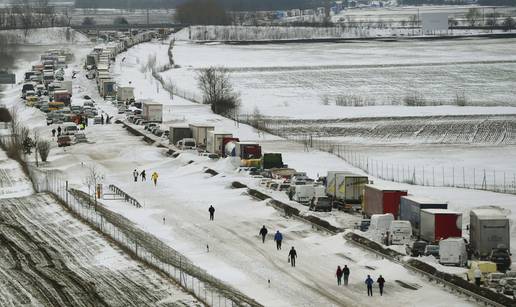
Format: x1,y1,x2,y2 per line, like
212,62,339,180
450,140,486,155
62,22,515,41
165,36,516,118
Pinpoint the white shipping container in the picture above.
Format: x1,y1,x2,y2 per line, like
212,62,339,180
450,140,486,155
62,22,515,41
206,131,232,154
189,124,214,147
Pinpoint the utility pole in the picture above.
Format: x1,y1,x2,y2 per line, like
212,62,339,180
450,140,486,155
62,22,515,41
147,8,150,26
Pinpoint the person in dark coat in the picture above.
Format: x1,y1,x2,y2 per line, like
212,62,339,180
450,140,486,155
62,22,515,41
336,266,343,285
377,275,385,296
101,114,104,125
208,205,215,221
259,225,268,243
51,128,56,137
57,126,62,136
133,169,138,182
274,230,283,250
288,247,297,267
140,170,146,181
365,275,374,296
343,265,350,286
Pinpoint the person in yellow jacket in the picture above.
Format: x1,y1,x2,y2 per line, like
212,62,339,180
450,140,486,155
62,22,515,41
151,171,158,186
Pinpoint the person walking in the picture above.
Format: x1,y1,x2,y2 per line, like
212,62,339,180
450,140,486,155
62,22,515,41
101,114,105,125
474,267,482,287
377,275,385,296
259,225,268,243
209,205,215,221
51,128,56,137
133,169,139,182
288,247,297,267
140,170,146,181
365,275,374,296
343,265,350,286
57,126,62,136
336,266,343,286
274,230,283,250
151,171,158,186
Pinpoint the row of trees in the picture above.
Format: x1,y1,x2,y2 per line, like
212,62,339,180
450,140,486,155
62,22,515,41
0,0,74,31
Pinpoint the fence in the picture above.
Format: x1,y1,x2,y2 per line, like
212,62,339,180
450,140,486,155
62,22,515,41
288,134,516,194
235,115,516,195
107,184,142,207
29,167,262,307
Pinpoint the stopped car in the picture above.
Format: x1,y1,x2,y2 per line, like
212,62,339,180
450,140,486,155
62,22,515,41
407,241,427,257
57,135,71,147
309,197,332,212
424,245,440,258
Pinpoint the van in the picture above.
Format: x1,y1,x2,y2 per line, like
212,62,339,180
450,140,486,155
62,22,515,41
63,124,78,136
439,237,468,267
369,213,394,243
309,196,332,212
289,185,315,205
388,221,412,245
467,261,498,283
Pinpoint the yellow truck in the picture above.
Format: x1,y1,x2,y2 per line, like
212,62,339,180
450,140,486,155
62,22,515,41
467,261,498,283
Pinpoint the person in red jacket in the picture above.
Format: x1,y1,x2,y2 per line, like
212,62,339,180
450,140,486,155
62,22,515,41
336,266,343,285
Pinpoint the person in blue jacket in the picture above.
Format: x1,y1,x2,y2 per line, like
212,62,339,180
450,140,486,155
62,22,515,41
365,275,374,296
274,230,283,250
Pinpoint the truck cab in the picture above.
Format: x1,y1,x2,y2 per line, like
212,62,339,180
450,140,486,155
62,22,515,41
177,138,196,150
309,196,332,212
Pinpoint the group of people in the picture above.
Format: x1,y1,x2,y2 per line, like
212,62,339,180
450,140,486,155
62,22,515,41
335,265,351,286
259,225,297,267
365,275,386,296
133,169,159,186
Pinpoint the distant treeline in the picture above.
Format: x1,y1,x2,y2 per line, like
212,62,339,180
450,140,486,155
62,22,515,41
400,0,516,5
74,0,333,10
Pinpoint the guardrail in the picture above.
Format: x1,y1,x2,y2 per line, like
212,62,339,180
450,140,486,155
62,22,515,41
108,184,142,208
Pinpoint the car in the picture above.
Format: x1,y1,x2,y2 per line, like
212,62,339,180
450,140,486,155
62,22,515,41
63,124,78,136
74,133,87,143
200,152,219,159
407,241,427,257
57,135,71,147
153,129,164,137
424,245,440,258
145,123,158,131
359,219,371,232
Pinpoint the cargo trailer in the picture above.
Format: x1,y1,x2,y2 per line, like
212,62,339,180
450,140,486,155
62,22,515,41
326,171,368,209
189,124,214,147
261,153,283,170
235,142,262,160
363,184,407,218
470,208,510,258
169,125,193,145
117,86,134,103
420,209,462,243
399,196,448,236
142,102,163,122
206,131,232,155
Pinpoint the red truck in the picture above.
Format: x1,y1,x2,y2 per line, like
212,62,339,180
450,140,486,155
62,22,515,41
363,184,408,218
420,209,462,242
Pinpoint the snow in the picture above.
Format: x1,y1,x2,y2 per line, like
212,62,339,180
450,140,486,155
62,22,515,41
0,27,90,45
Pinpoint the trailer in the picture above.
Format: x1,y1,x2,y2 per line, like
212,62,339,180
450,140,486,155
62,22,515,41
206,131,232,155
100,79,116,98
261,153,283,170
326,171,368,210
470,208,510,258
420,209,462,243
363,184,408,218
189,124,214,148
399,196,448,236
235,142,262,160
169,125,193,145
116,86,134,103
142,102,163,122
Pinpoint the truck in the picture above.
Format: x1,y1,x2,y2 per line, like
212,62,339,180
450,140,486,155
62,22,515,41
169,125,193,146
325,171,368,211
439,237,468,266
189,124,214,148
470,208,510,258
206,131,233,155
116,86,134,103
235,142,262,160
142,102,163,122
100,79,116,98
388,220,412,245
420,209,462,243
261,153,283,170
53,90,71,105
399,196,448,236
470,208,511,271
363,184,408,218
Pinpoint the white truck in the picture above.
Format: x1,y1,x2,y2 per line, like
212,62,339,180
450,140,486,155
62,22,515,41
439,237,468,267
142,102,163,122
189,124,214,148
388,220,412,245
206,131,232,155
116,86,134,103
289,185,315,205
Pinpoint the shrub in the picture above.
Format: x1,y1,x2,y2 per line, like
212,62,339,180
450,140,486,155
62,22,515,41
37,140,51,162
403,92,426,106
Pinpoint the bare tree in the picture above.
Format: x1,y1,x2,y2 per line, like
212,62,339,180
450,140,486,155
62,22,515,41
466,8,481,27
197,67,240,117
83,165,104,210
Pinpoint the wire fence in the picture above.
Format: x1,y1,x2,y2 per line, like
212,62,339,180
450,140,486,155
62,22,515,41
28,167,262,307
236,116,516,195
